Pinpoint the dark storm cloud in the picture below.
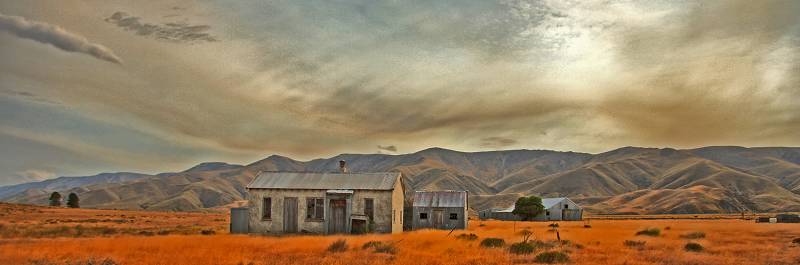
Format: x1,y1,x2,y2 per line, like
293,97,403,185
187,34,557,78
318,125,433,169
105,11,217,43
599,0,800,146
0,12,122,64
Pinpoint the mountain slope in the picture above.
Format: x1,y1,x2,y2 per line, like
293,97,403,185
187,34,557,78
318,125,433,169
3,146,800,214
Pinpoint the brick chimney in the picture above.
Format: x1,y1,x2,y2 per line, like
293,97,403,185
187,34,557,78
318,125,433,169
338,160,348,173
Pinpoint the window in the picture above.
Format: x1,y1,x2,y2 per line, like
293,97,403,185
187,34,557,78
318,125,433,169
450,213,458,220
306,198,324,220
419,213,428,219
262,197,272,220
564,204,569,209
364,198,374,221
546,211,550,216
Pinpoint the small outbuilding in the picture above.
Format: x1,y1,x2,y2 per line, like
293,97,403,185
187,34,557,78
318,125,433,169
479,197,582,221
412,191,468,230
245,163,405,235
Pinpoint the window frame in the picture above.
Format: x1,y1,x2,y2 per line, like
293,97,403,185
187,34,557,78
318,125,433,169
419,212,428,220
306,197,325,221
364,198,374,222
449,213,458,220
262,197,272,220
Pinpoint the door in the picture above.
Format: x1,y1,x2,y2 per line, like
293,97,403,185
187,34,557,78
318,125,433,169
283,197,298,233
432,210,444,229
330,199,347,234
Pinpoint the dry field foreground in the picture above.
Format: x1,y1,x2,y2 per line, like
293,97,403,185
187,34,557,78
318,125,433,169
1,204,799,265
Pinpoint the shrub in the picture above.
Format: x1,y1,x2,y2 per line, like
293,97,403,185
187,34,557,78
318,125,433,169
793,238,800,244
583,224,592,228
533,251,569,264
327,239,348,253
623,240,646,249
479,223,486,227
362,241,383,249
635,228,660,237
684,242,704,252
373,243,397,254
664,226,671,230
139,231,155,236
680,231,706,239
509,242,535,255
200,229,215,235
456,233,479,241
548,223,559,228
480,238,505,248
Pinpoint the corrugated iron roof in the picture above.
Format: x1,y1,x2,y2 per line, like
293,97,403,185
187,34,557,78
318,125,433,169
413,191,467,207
246,172,400,190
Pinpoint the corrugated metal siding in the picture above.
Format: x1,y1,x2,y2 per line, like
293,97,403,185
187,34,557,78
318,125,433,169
247,172,400,190
412,191,467,207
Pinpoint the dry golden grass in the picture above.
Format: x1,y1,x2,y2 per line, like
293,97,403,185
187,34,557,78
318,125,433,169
1,203,799,265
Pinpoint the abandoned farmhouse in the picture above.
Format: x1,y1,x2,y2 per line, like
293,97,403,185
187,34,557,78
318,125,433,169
411,191,468,230
245,170,405,234
479,197,583,221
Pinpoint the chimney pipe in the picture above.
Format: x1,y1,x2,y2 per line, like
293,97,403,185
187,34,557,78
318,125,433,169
339,160,348,173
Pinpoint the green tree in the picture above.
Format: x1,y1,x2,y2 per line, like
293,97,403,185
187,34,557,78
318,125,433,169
49,192,62,207
512,196,545,221
67,193,80,208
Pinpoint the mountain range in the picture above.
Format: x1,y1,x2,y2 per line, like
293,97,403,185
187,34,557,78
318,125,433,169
2,146,800,214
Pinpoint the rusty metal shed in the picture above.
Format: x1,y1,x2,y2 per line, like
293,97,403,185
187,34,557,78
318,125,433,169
411,191,468,230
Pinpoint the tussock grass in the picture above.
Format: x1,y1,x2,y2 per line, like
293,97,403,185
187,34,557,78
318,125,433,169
455,233,478,241
533,251,569,264
509,242,535,255
635,228,660,237
624,240,646,249
684,242,704,252
327,239,348,253
480,238,505,248
680,231,705,239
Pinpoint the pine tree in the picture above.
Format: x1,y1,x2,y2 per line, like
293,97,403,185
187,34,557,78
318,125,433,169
49,192,62,207
66,193,80,208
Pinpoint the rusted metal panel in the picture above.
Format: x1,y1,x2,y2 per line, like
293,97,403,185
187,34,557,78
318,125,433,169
247,172,400,191
230,207,249,234
412,191,467,207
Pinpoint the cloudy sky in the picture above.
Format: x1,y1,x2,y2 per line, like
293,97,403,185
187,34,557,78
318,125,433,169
1,0,798,185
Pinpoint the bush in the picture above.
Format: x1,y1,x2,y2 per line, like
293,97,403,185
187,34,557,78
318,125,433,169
664,226,671,230
479,223,486,227
680,231,706,239
635,228,660,237
200,229,215,235
548,223,559,228
362,241,383,249
509,242,535,255
362,240,396,254
533,251,569,264
456,233,479,241
327,239,348,253
583,224,592,228
373,243,397,254
623,240,646,248
480,238,505,248
684,242,704,252
793,238,800,244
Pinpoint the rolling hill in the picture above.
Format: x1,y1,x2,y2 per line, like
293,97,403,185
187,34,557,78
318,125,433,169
2,146,800,214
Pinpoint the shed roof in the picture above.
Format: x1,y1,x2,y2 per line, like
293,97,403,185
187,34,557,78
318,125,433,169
246,172,401,190
413,191,467,208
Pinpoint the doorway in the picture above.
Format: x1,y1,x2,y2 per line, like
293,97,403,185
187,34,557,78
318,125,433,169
283,197,298,233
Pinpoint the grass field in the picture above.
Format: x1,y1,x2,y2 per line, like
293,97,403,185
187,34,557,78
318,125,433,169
1,203,798,265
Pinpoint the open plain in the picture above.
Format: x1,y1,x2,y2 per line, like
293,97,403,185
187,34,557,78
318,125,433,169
1,203,798,265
